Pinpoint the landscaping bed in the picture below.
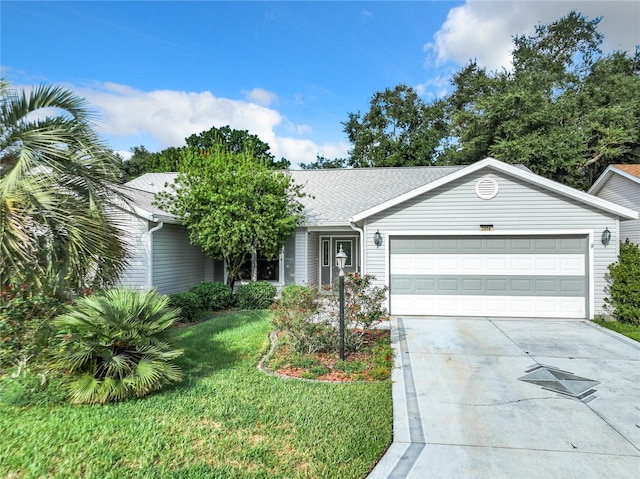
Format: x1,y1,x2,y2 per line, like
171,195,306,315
265,328,393,382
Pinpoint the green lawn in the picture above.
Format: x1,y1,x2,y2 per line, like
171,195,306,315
594,319,640,342
0,311,392,478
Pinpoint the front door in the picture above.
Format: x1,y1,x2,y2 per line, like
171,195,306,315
320,236,358,287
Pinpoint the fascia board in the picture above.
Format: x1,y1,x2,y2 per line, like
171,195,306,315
351,157,638,222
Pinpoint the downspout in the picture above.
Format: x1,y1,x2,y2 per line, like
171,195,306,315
350,221,365,275
147,220,164,290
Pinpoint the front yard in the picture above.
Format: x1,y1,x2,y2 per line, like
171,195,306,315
0,311,392,478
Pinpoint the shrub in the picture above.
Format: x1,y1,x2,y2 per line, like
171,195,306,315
235,281,277,310
272,285,336,355
0,284,66,374
51,289,183,404
169,291,205,323
278,284,318,312
605,240,640,325
189,281,233,311
326,273,389,351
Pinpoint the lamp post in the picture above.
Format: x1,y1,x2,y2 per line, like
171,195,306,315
335,245,347,360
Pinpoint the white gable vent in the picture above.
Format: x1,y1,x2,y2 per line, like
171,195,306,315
475,177,499,200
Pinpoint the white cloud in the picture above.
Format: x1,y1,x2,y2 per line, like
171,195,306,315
242,87,279,106
34,82,345,167
427,0,640,71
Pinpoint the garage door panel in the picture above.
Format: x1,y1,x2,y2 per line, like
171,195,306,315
389,235,588,319
391,294,586,318
391,253,584,276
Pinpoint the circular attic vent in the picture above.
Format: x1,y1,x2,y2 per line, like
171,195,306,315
475,177,499,200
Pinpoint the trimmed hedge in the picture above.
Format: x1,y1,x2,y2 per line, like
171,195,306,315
168,291,205,323
235,281,277,310
190,281,234,311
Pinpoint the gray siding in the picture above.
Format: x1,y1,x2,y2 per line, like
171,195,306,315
152,223,213,294
365,170,620,317
594,174,640,243
116,211,149,291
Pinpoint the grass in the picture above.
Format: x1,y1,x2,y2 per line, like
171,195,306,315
594,318,640,342
0,311,392,478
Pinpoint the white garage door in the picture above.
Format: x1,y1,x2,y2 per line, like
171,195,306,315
389,235,588,319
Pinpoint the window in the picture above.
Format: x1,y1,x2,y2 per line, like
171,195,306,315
237,252,280,281
322,240,329,267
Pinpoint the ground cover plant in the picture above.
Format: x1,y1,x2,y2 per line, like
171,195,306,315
594,319,640,342
0,311,392,478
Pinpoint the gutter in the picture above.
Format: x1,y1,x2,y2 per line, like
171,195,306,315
147,219,164,290
350,221,365,275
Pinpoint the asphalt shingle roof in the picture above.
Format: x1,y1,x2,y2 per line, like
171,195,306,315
123,167,466,225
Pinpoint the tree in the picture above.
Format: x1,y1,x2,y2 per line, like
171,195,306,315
120,145,153,181
441,12,640,188
343,84,446,167
155,147,304,288
0,81,127,295
185,125,290,169
299,154,348,169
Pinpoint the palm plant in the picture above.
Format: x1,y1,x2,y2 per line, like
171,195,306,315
52,289,183,404
0,80,128,295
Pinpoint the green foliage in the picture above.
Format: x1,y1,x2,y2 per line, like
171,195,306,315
327,273,390,352
0,283,66,373
343,84,446,167
271,285,338,354
441,12,640,188
155,147,304,287
0,81,128,295
235,281,277,310
51,289,183,404
189,281,234,311
168,291,206,323
0,370,67,407
605,240,640,325
278,284,319,312
299,154,348,169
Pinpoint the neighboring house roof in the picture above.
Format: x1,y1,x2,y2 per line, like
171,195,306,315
122,158,638,226
588,164,640,195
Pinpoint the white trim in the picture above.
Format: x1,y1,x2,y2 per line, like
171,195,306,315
352,158,638,222
589,165,640,195
147,221,164,290
384,229,595,320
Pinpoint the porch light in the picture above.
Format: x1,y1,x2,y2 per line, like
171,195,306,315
601,227,611,246
335,246,347,360
373,230,383,248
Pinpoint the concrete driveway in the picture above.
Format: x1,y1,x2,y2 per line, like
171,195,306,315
368,317,640,479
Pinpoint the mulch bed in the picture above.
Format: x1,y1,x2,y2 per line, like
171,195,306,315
269,329,391,382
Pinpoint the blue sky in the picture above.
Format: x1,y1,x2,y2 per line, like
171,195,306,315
2,1,639,167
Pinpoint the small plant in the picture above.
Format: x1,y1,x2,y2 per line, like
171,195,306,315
51,289,183,404
605,240,640,325
235,281,277,310
189,281,233,311
169,291,205,323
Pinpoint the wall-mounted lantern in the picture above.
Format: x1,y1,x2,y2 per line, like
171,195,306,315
601,227,611,246
373,230,383,248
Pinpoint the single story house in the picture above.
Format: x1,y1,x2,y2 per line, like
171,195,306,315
588,164,640,244
116,157,637,320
